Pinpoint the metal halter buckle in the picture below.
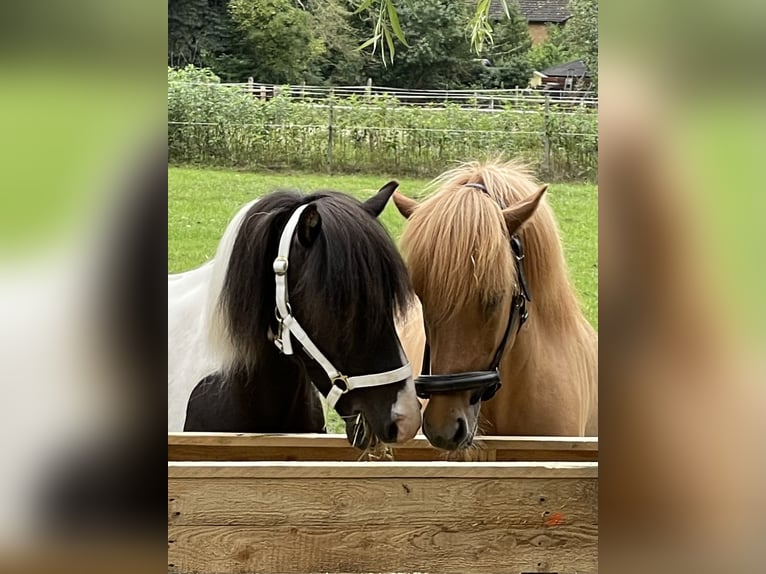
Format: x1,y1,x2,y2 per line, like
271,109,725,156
273,256,289,275
273,322,285,351
272,306,287,352
511,235,524,260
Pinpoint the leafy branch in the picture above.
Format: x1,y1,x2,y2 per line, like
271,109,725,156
354,0,512,65
354,0,408,65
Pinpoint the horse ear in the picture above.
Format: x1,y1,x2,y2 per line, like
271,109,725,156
297,203,322,247
392,191,420,219
363,180,399,217
502,184,548,234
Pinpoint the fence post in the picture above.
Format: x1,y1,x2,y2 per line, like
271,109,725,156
366,78,372,97
543,94,551,176
327,88,334,175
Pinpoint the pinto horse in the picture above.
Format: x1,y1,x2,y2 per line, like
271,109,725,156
168,183,421,448
393,160,597,450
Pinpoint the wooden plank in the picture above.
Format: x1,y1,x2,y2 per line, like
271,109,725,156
168,477,597,527
167,438,599,573
168,433,598,449
168,432,598,462
168,461,598,479
168,472,597,574
168,523,597,574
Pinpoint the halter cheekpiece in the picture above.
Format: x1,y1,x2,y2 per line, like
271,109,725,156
414,183,532,403
272,202,412,408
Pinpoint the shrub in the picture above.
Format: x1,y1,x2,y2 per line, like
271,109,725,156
168,66,597,180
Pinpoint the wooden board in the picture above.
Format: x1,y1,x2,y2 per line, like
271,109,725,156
168,432,598,463
168,461,598,574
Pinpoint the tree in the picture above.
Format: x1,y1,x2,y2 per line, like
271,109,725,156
228,0,322,83
559,0,598,85
303,0,367,85
474,4,534,88
358,0,477,89
168,0,258,82
524,0,598,86
355,0,521,62
526,24,568,72
168,0,224,68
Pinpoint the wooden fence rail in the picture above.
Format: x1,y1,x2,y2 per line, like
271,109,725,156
168,434,598,574
168,432,598,463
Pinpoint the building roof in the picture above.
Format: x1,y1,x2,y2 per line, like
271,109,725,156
541,59,590,77
489,0,572,23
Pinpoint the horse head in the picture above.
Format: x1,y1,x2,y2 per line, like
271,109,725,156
394,160,557,449
209,182,422,448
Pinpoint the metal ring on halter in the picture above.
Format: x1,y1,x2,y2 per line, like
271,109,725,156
331,375,349,393
274,302,292,321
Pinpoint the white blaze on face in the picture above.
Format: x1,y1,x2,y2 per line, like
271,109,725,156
391,346,422,442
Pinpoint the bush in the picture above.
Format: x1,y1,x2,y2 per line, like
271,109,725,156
168,66,597,180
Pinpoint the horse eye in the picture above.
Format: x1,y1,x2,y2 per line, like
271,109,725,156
484,294,502,310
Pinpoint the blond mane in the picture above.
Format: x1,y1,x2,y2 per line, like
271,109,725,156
400,158,582,327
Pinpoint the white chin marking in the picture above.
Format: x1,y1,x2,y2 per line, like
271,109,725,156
392,375,416,415
392,375,421,442
390,345,421,441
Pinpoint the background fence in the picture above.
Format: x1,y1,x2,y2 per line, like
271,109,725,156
236,80,598,109
168,77,598,181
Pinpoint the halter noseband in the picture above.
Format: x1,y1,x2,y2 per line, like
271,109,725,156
415,183,532,403
273,202,412,408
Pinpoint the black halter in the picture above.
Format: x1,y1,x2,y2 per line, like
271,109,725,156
415,183,532,403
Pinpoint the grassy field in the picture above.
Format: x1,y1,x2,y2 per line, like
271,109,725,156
169,166,597,324
169,166,597,432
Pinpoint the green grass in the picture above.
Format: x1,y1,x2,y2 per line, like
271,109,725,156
169,166,597,326
169,166,597,432
168,168,430,273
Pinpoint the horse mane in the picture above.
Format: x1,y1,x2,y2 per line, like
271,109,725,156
400,158,582,326
206,190,412,370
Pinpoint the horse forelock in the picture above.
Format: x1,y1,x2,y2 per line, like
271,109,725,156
402,158,580,326
295,193,413,347
401,185,514,324
211,190,412,370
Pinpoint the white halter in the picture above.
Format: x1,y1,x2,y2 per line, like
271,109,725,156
272,204,412,408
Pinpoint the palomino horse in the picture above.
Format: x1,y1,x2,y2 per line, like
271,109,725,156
393,160,597,450
168,183,422,448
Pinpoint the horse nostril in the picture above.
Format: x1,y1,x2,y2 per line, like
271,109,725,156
382,421,398,443
453,417,467,444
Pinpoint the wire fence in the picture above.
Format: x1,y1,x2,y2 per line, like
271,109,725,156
168,81,598,181
168,80,599,109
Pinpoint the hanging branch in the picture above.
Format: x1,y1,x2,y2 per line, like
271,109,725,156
354,0,511,65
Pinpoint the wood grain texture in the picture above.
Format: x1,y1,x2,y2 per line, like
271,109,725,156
168,467,597,573
168,477,597,527
168,523,597,574
167,433,598,463
168,461,598,479
167,436,598,573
